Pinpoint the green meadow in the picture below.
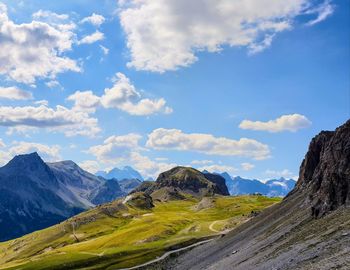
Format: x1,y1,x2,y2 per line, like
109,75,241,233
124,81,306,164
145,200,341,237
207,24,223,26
0,195,281,270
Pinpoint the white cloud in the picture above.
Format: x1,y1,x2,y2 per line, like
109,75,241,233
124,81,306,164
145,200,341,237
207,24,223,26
79,160,100,174
146,128,271,160
197,164,237,175
67,90,100,113
0,141,61,165
88,133,143,163
32,10,69,21
45,80,61,89
0,3,80,84
80,13,105,27
78,31,104,45
265,169,297,180
68,73,172,116
118,0,332,72
191,160,213,165
239,114,312,132
241,162,255,171
34,100,49,106
0,139,5,147
100,45,109,55
9,141,61,161
88,133,176,178
0,104,100,137
305,0,334,26
0,86,33,100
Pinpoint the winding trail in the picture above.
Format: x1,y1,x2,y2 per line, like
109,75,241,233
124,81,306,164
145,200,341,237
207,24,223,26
209,221,220,233
118,238,215,270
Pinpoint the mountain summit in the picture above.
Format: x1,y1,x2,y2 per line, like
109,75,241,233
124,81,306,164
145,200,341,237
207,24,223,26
0,154,130,241
96,166,144,181
132,166,229,201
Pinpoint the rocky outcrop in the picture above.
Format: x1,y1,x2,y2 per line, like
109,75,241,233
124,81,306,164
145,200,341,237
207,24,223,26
131,167,229,201
296,120,350,217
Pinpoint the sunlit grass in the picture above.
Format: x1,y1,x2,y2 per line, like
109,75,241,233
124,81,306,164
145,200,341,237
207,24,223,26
0,195,281,270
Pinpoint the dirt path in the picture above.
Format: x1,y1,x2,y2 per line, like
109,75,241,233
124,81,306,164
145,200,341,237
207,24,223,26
209,221,220,233
118,238,215,270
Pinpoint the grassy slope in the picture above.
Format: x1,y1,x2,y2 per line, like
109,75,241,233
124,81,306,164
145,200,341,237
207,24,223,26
0,195,281,270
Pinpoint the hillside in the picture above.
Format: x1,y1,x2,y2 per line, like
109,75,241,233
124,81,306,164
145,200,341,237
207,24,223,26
0,195,280,270
164,120,350,269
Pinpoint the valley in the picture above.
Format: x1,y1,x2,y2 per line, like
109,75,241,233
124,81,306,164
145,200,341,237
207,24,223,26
0,195,280,269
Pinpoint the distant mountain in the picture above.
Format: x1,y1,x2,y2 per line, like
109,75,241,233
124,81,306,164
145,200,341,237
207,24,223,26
0,153,127,241
132,166,229,201
89,179,124,205
218,173,296,197
96,166,144,181
119,178,142,194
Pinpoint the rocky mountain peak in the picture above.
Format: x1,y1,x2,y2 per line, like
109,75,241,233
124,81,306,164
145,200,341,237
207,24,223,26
296,120,350,217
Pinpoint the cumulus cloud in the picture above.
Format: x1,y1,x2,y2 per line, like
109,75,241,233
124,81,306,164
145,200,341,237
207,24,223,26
68,72,172,116
265,169,297,180
197,164,237,175
67,90,100,113
241,162,255,171
32,10,69,21
88,133,176,178
79,160,100,174
305,0,334,26
0,141,61,165
80,13,105,27
146,128,271,160
191,160,213,165
0,86,33,100
239,114,312,132
0,3,80,84
0,104,100,137
118,0,333,72
78,31,104,45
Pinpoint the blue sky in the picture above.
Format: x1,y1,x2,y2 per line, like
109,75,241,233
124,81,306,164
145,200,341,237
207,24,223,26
0,0,348,180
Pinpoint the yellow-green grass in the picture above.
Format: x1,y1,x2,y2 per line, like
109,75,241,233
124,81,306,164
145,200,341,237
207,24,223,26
0,195,281,270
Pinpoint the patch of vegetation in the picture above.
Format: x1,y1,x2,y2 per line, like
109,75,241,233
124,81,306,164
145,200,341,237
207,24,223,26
0,195,281,270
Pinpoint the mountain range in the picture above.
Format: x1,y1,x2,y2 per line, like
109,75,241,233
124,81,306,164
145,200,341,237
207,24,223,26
0,155,137,241
96,166,144,181
219,172,296,197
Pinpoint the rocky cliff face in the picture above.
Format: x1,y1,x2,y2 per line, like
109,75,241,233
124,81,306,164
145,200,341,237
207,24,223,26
296,120,350,217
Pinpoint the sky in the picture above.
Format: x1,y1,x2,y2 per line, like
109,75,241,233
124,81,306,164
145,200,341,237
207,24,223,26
0,0,348,180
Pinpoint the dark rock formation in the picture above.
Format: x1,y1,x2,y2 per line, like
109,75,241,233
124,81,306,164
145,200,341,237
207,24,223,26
296,120,350,217
124,192,154,209
131,167,229,200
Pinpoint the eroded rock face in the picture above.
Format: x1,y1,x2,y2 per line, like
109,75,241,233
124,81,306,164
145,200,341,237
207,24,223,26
296,120,350,217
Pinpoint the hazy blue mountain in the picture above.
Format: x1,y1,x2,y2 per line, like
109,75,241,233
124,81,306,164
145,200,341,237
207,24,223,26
218,173,296,197
89,179,124,205
118,178,142,194
96,166,144,181
0,153,127,241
